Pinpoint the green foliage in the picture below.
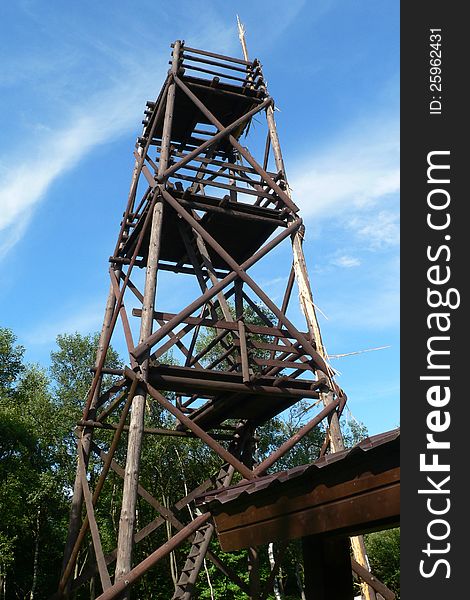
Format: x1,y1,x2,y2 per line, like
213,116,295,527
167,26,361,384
0,324,379,599
365,528,400,598
0,327,24,392
50,332,123,481
341,416,369,449
50,331,121,412
0,332,69,599
0,328,123,599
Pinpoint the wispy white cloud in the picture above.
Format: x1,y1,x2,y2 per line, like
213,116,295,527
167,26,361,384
325,256,399,331
290,116,399,220
0,214,31,260
0,6,250,260
22,300,106,346
348,209,399,249
330,255,361,268
0,64,163,260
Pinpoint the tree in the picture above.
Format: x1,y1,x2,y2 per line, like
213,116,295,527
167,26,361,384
50,332,122,482
0,330,68,599
0,329,123,599
0,328,24,392
365,528,400,599
0,324,374,599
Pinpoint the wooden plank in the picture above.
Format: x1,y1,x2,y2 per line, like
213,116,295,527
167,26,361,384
215,467,400,530
131,219,302,359
136,371,255,481
133,308,297,338
250,357,314,371
216,482,400,551
78,446,112,591
233,338,300,354
238,319,250,383
81,421,233,440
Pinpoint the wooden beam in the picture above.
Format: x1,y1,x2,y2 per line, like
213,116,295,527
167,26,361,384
351,559,395,600
211,464,400,550
96,513,213,600
78,445,112,591
127,370,255,481
114,41,181,587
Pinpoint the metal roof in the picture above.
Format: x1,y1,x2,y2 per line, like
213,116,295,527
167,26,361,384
197,428,400,508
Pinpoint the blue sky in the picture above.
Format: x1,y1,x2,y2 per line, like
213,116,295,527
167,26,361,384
0,0,399,435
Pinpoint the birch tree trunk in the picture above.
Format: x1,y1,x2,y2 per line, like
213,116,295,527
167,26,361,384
30,508,41,600
268,543,282,600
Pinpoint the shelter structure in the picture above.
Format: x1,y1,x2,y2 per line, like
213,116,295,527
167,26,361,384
200,429,399,600
57,40,397,600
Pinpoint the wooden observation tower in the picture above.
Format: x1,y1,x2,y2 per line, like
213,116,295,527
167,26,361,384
57,37,396,600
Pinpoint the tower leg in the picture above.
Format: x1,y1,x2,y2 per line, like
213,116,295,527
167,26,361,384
114,197,164,583
265,90,374,600
60,282,116,594
114,40,181,587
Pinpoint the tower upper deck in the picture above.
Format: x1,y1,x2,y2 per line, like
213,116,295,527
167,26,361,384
117,42,297,272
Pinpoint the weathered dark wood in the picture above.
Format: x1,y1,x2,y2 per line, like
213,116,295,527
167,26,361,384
96,513,212,600
60,38,380,600
172,75,299,214
238,319,250,383
207,437,400,551
81,420,233,441
112,75,171,258
125,368,255,480
178,43,253,66
115,40,181,587
60,380,138,590
134,309,299,339
109,269,135,362
60,283,117,593
160,97,272,181
131,218,301,359
214,474,400,550
78,445,112,591
158,189,333,384
303,535,353,600
147,365,320,398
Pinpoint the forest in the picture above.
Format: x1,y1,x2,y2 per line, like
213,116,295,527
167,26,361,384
0,326,399,599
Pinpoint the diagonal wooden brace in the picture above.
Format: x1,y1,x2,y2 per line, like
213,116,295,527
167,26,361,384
131,218,302,360
124,367,254,480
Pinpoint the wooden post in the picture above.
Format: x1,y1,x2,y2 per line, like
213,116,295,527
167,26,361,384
114,41,181,586
263,81,345,452
247,547,260,600
302,535,353,600
351,536,377,600
267,80,378,600
61,281,116,591
235,17,376,600
266,92,377,600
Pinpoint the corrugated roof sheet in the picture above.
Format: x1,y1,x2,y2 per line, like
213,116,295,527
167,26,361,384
197,428,400,507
